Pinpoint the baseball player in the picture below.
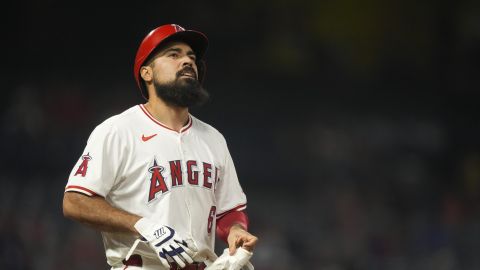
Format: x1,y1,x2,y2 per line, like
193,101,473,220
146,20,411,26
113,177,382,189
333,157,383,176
63,24,258,270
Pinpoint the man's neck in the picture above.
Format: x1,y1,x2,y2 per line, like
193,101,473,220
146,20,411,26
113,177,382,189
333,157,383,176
144,98,189,132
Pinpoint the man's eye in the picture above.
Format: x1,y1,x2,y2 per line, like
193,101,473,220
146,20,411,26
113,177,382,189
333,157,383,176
169,53,179,58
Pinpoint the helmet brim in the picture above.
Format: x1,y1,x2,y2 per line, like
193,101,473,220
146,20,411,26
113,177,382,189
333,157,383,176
156,30,208,60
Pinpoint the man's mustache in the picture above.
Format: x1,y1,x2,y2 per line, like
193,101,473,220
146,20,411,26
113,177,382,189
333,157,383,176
176,67,197,80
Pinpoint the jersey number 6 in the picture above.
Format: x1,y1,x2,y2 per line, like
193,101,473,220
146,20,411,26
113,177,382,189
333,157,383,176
207,206,216,233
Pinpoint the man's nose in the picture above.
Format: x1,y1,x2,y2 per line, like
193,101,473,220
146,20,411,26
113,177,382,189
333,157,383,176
181,56,195,67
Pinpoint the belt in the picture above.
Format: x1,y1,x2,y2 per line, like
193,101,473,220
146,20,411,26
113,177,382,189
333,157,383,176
122,254,206,270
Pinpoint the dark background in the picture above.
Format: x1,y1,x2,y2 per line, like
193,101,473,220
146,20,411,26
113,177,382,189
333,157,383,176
2,0,480,269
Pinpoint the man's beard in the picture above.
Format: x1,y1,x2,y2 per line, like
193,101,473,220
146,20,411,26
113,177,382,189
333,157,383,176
153,68,209,108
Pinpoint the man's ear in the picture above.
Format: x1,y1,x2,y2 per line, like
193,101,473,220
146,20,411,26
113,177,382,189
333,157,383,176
140,66,153,83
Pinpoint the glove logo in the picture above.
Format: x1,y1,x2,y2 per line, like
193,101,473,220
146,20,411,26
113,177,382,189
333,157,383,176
153,227,167,239
155,226,175,246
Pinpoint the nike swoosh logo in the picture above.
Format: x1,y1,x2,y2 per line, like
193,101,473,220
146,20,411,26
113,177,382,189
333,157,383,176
141,134,157,142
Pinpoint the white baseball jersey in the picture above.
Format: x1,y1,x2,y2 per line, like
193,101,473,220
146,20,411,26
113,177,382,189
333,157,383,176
65,104,247,268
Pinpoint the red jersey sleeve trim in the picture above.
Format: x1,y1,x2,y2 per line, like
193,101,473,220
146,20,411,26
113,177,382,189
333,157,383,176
216,203,247,220
216,210,249,243
65,185,98,197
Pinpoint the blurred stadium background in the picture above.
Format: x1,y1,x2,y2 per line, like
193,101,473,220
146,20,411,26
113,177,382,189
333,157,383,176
2,0,480,269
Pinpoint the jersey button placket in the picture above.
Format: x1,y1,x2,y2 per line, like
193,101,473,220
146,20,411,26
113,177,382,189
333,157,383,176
178,134,185,161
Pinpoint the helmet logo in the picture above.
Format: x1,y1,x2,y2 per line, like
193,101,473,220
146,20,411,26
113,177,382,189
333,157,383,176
172,24,185,32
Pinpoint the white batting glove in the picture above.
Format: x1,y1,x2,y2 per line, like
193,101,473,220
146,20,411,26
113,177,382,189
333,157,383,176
134,217,197,268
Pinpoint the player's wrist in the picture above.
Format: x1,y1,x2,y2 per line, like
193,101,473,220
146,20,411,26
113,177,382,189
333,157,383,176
229,223,246,233
133,217,156,240
129,216,143,237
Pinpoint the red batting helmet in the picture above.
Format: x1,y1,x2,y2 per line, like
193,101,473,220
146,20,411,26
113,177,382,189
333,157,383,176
133,24,208,99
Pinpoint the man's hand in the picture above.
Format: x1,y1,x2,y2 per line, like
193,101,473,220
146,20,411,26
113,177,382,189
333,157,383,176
134,217,197,268
227,224,258,255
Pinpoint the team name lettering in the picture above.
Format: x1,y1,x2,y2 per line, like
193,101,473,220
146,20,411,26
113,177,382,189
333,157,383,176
169,160,183,186
148,159,169,201
187,160,199,185
147,159,218,202
203,162,212,189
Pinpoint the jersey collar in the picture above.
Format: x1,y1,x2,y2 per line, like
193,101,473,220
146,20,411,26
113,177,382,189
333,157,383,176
139,104,193,133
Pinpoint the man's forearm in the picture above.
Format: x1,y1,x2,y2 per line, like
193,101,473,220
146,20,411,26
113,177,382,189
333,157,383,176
63,192,141,236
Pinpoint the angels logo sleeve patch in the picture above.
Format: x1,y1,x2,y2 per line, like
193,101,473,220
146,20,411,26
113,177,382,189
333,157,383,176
65,118,122,197
74,153,92,177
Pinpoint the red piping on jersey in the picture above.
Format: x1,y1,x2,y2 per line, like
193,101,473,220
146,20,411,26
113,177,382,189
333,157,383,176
65,185,98,196
139,104,193,133
216,203,247,219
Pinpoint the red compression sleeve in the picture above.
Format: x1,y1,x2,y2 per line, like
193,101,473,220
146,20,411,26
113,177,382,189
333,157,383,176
216,210,249,243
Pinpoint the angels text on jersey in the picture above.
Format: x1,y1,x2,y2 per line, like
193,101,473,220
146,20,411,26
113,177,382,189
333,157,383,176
74,153,220,202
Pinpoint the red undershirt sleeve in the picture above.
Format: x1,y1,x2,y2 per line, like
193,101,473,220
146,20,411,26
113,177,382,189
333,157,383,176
216,210,249,243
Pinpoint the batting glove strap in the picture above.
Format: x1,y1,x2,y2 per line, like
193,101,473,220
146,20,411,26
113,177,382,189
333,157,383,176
159,245,185,258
